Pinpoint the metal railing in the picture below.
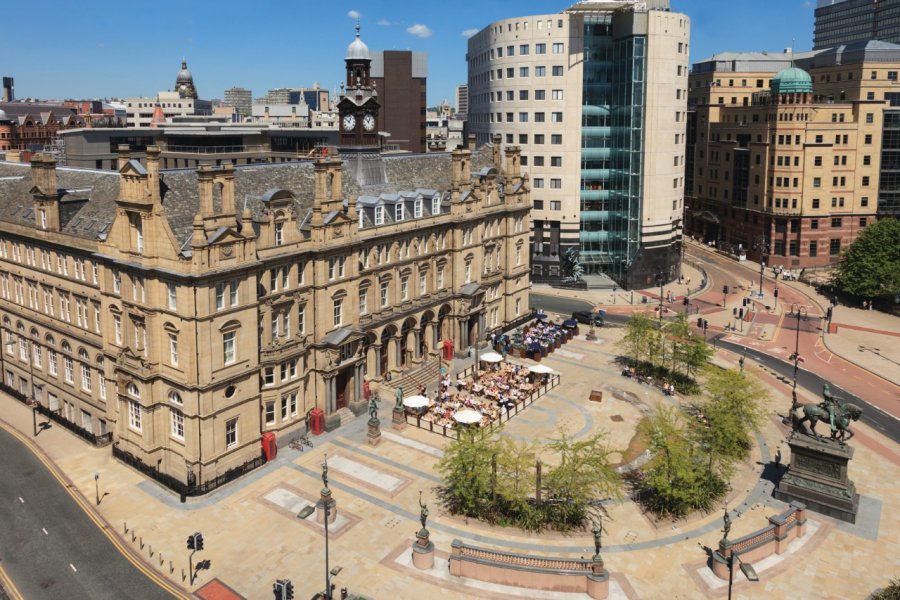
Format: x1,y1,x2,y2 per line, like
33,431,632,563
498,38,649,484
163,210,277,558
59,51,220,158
35,403,112,446
113,445,266,500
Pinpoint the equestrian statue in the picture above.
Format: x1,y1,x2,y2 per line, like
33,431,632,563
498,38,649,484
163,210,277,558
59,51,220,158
793,383,862,443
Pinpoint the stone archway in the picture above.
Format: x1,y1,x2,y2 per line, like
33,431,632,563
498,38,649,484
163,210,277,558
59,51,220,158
419,310,434,359
380,327,394,376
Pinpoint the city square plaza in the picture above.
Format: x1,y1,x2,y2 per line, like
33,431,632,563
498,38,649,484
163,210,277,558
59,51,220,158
1,322,897,599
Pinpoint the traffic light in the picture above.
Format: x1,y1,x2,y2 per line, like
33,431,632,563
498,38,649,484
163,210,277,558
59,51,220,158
732,307,738,317
774,287,779,298
683,296,689,306
697,317,703,328
703,319,709,330
194,532,204,552
742,298,748,307
187,535,195,551
723,285,729,294
739,308,744,319
285,580,294,600
273,580,285,600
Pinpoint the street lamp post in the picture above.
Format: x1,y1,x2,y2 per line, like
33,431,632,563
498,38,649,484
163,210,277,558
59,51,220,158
753,236,768,298
94,473,100,506
720,508,759,600
656,272,665,325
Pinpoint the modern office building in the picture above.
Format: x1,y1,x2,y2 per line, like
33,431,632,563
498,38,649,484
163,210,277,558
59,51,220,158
814,0,900,49
370,50,428,153
223,86,253,118
685,40,900,269
456,84,469,117
467,0,690,288
58,124,338,170
2,77,13,102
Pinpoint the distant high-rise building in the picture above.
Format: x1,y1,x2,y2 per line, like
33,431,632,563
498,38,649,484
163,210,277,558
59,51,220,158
814,0,900,49
224,86,252,117
371,50,427,153
467,0,690,287
456,84,469,117
2,77,13,102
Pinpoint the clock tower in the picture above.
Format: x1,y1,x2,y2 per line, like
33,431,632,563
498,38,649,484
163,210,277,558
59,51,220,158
337,24,381,151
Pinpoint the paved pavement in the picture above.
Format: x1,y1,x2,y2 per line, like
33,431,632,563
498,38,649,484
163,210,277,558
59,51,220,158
0,323,896,599
0,423,182,600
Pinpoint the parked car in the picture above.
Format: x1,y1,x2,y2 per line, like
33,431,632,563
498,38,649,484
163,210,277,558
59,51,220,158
572,311,604,326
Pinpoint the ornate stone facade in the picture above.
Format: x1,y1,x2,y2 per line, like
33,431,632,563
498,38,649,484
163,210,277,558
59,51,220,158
0,141,530,488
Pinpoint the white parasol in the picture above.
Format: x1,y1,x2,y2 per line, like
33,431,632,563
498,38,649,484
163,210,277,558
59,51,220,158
480,351,504,363
528,364,555,374
403,395,431,409
453,409,483,424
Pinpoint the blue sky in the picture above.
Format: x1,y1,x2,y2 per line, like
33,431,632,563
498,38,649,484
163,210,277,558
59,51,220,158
1,0,816,107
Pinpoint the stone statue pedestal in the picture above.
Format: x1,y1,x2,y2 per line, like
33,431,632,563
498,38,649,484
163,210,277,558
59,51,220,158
411,528,434,570
367,418,382,446
392,407,407,431
774,433,859,523
315,488,337,525
586,556,609,599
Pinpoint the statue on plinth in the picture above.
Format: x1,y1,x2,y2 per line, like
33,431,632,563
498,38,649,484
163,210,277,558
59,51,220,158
722,507,732,542
394,385,404,410
368,391,380,423
322,454,329,491
591,520,603,559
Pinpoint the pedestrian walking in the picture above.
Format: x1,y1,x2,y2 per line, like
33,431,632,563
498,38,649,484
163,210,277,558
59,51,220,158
868,300,873,311
774,449,782,468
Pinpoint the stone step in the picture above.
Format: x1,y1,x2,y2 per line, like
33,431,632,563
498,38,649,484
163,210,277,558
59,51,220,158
334,407,356,428
380,357,441,398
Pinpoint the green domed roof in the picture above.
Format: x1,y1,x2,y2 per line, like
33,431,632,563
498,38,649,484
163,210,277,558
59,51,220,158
771,67,812,94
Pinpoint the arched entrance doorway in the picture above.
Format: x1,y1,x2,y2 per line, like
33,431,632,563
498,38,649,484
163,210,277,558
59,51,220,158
400,319,415,368
419,311,434,359
380,327,393,376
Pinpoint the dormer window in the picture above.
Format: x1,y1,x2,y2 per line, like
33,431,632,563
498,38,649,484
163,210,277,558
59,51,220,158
414,199,423,218
39,209,47,229
395,204,404,222
375,206,385,225
274,221,284,246
129,213,143,254
432,196,441,215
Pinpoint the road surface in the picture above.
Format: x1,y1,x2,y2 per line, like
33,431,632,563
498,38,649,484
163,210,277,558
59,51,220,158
0,425,179,600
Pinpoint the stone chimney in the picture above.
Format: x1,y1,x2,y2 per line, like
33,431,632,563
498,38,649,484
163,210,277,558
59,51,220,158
30,153,58,199
505,146,522,181
451,147,472,189
467,134,476,151
491,134,502,169
117,144,131,171
30,153,61,231
146,145,161,204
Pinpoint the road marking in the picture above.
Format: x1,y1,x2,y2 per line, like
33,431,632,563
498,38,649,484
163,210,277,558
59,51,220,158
69,563,77,573
42,527,48,535
18,496,23,503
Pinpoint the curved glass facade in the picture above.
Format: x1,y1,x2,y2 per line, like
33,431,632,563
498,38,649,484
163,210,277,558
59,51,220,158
580,17,646,280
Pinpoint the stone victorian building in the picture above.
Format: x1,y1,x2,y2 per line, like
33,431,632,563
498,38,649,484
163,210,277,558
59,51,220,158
0,134,530,490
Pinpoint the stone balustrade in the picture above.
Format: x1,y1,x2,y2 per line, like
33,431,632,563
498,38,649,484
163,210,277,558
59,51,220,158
711,501,807,580
449,539,609,599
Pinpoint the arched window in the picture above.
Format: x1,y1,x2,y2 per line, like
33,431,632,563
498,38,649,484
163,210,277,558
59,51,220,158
79,349,91,392
126,382,140,399
168,390,183,405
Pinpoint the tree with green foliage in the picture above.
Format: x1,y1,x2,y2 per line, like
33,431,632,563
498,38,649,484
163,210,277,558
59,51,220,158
437,427,498,519
543,430,623,528
871,578,900,600
618,312,659,370
701,367,768,456
834,217,900,302
638,404,728,517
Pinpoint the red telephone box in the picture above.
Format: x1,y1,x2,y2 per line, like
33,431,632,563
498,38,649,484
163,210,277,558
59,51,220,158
261,432,277,461
442,339,454,361
309,408,325,436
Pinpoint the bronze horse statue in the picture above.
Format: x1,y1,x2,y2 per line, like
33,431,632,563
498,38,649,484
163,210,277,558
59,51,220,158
795,401,862,442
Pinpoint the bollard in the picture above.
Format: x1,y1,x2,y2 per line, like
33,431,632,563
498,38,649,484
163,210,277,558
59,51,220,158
131,531,136,542
170,560,174,574
160,554,164,567
139,536,144,550
182,569,186,582
124,522,128,534
148,544,153,557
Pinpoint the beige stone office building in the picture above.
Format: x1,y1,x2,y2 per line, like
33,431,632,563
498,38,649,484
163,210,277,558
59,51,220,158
0,139,530,490
466,0,690,288
686,41,900,267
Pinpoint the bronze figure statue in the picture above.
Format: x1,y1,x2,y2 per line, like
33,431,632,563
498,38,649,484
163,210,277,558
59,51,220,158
394,385,404,410
794,384,862,442
322,454,329,488
722,507,732,541
591,520,603,557
418,490,429,530
368,391,380,421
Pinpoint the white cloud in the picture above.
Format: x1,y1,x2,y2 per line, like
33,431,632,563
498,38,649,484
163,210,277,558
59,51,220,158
376,18,392,26
348,10,361,19
407,23,433,39
461,28,479,38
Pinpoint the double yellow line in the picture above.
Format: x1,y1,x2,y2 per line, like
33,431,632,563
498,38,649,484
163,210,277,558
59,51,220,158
0,419,188,599
0,561,24,600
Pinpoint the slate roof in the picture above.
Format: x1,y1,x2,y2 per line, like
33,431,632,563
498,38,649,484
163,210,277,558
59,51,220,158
0,161,119,241
0,145,497,250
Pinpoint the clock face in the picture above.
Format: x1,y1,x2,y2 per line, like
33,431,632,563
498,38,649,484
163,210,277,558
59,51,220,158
363,113,376,131
342,114,356,131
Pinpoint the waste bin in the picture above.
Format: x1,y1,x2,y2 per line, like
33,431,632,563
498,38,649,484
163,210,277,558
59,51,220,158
309,408,325,436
